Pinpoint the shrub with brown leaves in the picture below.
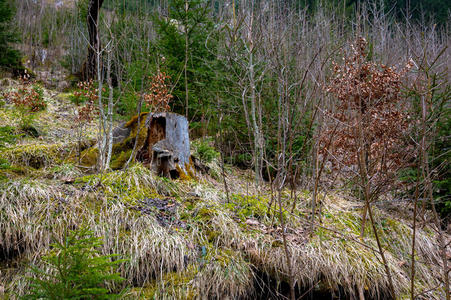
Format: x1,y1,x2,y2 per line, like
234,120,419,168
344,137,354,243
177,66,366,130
4,78,47,129
72,80,98,124
7,82,46,113
321,37,414,187
143,71,173,112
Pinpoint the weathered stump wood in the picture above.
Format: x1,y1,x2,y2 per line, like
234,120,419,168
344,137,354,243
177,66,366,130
136,112,191,178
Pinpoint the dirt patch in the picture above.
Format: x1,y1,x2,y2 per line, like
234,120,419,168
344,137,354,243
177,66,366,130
130,197,186,229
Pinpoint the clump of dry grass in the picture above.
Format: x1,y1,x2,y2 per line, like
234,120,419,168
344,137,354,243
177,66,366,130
190,194,246,248
47,162,83,179
76,163,183,201
141,248,253,299
246,194,443,298
92,201,194,285
0,178,80,261
0,179,194,297
0,142,77,168
0,157,445,300
195,248,253,298
1,165,231,297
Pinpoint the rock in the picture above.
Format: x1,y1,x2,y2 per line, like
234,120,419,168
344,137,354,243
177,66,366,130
57,80,70,91
0,78,18,87
112,122,131,144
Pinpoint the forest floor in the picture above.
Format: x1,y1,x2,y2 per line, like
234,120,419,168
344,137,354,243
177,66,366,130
0,79,448,299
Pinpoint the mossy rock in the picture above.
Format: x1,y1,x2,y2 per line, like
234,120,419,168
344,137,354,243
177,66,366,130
110,149,132,170
79,146,99,167
0,142,76,169
79,113,149,169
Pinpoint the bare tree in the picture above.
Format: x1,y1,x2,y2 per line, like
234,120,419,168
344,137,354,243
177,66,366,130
410,47,450,300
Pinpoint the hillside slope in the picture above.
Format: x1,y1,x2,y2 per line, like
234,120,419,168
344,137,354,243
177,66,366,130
0,81,447,299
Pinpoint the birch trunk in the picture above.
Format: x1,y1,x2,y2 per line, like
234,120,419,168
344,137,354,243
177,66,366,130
105,50,114,170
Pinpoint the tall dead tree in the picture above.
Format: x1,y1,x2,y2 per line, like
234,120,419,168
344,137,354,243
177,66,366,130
85,0,104,80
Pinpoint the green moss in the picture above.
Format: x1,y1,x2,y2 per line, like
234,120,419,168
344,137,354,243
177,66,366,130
129,285,157,299
78,113,149,169
205,248,234,267
56,92,74,103
145,265,199,299
79,146,98,167
125,113,149,151
0,142,76,168
225,193,270,221
195,206,219,221
74,164,161,205
175,163,189,181
110,149,132,170
125,112,149,129
206,230,220,242
271,240,283,248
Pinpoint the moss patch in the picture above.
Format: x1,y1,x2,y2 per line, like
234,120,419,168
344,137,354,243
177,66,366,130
224,193,270,221
79,146,98,167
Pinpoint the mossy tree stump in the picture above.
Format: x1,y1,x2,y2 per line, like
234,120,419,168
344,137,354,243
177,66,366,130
136,112,191,178
81,112,192,178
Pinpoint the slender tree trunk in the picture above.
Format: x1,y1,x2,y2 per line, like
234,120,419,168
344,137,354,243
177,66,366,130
245,9,263,186
105,50,114,170
249,48,261,186
410,167,420,300
276,64,295,300
360,201,369,238
420,93,450,300
311,144,319,232
96,41,106,172
216,96,230,203
184,0,189,118
356,121,396,298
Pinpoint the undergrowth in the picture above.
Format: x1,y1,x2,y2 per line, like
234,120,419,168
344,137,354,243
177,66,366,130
0,83,445,299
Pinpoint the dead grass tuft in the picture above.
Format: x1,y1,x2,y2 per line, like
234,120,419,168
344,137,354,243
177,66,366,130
0,142,77,169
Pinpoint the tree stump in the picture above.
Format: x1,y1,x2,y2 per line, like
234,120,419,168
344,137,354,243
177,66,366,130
136,112,191,178
80,112,193,179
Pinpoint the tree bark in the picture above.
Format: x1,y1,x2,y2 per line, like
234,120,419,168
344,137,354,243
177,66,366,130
86,0,104,80
184,0,189,118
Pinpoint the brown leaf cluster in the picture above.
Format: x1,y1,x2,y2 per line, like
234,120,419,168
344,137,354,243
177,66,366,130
73,80,98,125
143,71,173,112
321,38,413,181
73,80,99,103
